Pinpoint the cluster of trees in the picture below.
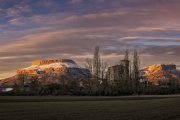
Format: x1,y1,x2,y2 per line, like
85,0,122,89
83,46,142,95
2,46,180,96
12,77,87,96
84,46,180,95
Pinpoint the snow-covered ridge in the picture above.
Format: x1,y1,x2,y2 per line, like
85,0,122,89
140,64,180,85
1,60,90,86
24,62,80,71
31,59,76,66
16,59,82,75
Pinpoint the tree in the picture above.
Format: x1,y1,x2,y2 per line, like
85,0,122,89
122,49,134,94
132,50,140,93
93,46,101,81
124,49,129,61
41,73,49,82
123,49,130,81
85,58,93,95
85,58,93,74
91,46,102,94
100,61,108,82
68,80,80,95
17,74,27,91
29,76,41,95
100,61,108,94
85,46,108,95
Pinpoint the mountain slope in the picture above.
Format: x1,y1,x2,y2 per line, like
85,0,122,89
0,59,90,86
140,64,180,85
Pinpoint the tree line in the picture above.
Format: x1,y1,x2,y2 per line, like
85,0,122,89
2,46,180,96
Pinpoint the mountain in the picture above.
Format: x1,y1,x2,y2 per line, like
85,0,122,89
0,59,90,86
140,64,180,85
1,60,180,87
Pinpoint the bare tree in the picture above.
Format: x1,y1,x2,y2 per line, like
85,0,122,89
85,58,93,74
29,76,41,95
84,46,111,95
85,58,93,94
100,60,108,93
100,61,108,83
17,74,27,90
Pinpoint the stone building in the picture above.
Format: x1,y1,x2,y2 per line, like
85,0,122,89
106,60,130,82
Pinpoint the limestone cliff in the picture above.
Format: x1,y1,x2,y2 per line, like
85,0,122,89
16,59,81,75
140,64,180,85
1,59,90,86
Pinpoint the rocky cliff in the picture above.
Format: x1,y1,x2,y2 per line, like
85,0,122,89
140,64,180,85
1,59,90,86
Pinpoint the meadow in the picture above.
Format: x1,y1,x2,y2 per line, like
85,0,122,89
0,95,180,120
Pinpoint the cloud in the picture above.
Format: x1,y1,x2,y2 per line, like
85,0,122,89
6,4,31,17
1,0,180,79
38,0,55,7
95,0,106,3
70,0,82,4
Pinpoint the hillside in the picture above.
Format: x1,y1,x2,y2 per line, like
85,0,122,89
140,64,180,85
0,59,90,86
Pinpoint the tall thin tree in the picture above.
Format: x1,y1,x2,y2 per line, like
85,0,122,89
17,74,27,92
124,49,130,81
85,58,93,94
100,61,108,87
132,50,140,93
124,49,129,61
93,46,101,81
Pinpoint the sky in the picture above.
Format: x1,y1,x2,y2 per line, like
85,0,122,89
0,0,180,79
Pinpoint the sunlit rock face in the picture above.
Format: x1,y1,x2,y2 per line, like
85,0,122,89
31,59,76,66
17,59,80,75
16,59,90,80
140,64,180,85
0,59,91,86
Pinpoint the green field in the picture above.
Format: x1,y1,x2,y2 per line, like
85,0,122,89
0,96,180,120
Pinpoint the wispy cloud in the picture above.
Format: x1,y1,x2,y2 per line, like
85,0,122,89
1,0,180,79
6,4,31,17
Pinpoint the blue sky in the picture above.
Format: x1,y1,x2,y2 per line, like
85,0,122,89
0,0,180,79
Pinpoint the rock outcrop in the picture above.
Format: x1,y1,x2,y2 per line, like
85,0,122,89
140,64,180,85
1,59,90,86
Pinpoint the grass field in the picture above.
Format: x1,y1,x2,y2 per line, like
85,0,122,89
0,95,180,120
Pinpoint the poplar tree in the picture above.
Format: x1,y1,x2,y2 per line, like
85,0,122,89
124,49,129,61
85,58,93,94
93,46,101,81
132,50,140,93
124,49,130,81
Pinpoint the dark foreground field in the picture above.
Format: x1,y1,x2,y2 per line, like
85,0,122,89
0,95,180,120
